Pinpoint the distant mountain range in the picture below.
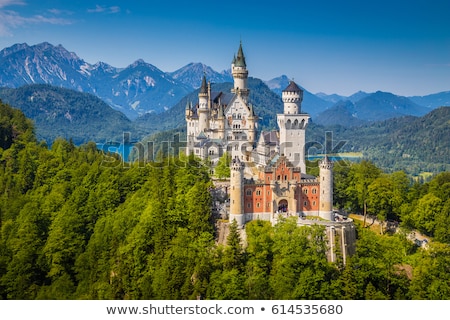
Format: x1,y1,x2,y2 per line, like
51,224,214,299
1,42,449,124
0,43,192,119
314,91,430,126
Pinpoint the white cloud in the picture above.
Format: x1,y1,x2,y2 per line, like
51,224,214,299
0,0,25,8
87,5,120,14
0,1,72,36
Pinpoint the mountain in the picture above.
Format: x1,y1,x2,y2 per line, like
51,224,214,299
314,91,429,126
354,91,429,121
264,75,332,118
264,75,291,96
408,91,450,109
315,92,347,104
0,42,90,90
314,100,367,127
0,42,192,119
169,63,232,89
94,59,192,117
0,84,145,145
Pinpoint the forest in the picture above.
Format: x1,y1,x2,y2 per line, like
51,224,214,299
0,101,449,300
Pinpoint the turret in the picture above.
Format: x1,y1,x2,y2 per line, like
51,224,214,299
231,42,249,100
217,103,225,139
198,75,209,132
277,80,309,171
229,157,245,228
185,100,191,117
282,80,303,114
319,155,334,220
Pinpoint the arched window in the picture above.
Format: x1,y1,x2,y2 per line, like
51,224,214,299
246,189,252,196
312,188,317,194
303,188,308,194
256,189,261,196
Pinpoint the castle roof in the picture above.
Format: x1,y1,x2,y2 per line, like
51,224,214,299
199,75,208,94
233,42,246,68
283,80,302,93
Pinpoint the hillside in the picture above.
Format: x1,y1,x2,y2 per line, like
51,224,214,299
314,91,429,126
0,84,145,145
1,102,449,300
309,107,450,174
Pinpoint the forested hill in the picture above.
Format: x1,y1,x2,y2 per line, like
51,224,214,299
0,84,146,145
1,102,450,300
308,106,450,174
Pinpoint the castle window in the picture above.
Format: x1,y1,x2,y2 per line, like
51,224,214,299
256,189,261,196
304,201,308,206
312,201,316,206
284,175,287,181
303,188,308,194
256,202,260,208
247,203,251,208
246,189,252,196
312,188,317,194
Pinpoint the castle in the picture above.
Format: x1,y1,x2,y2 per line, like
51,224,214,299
186,43,355,261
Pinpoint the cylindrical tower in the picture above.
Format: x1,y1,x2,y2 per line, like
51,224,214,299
198,75,209,132
231,42,249,100
229,157,245,228
282,80,303,114
319,155,334,220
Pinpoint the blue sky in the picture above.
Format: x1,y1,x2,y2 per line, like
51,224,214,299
0,0,449,96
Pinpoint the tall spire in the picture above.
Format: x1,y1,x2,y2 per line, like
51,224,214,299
200,74,208,94
234,41,246,68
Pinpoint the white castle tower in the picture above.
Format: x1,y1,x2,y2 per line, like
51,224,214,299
319,155,334,220
231,41,249,102
277,81,310,172
197,75,209,133
229,157,245,228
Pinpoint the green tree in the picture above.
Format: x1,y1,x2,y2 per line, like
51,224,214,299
345,160,381,225
214,152,231,179
367,175,393,234
410,242,450,299
245,220,274,299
